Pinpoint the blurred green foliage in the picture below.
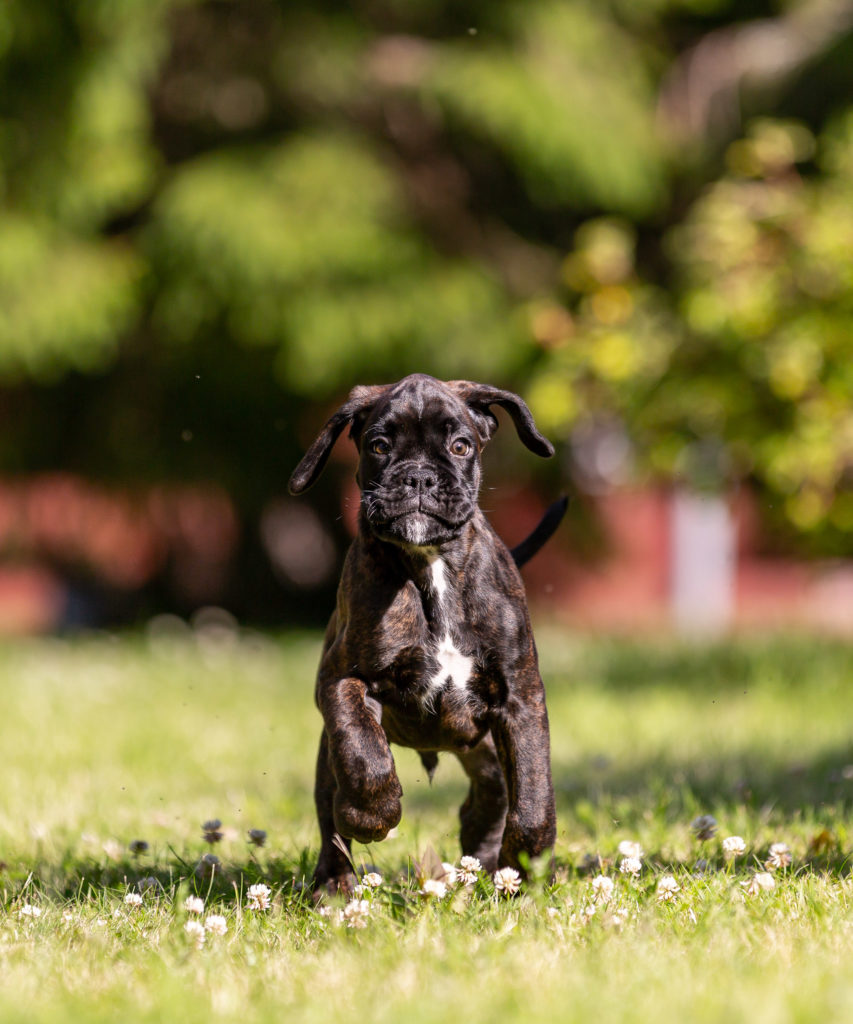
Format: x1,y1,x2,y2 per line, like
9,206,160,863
0,0,851,554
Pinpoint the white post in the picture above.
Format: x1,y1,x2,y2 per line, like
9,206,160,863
670,489,736,635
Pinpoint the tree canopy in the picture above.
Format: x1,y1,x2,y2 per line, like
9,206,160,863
1,0,851,555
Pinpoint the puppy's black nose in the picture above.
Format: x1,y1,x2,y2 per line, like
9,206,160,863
404,466,438,494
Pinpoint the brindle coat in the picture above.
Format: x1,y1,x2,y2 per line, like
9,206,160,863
289,375,557,893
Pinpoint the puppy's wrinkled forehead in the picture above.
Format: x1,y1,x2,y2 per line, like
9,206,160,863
361,375,474,440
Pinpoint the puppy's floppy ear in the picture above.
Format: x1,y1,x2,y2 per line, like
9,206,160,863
288,385,388,495
446,380,554,457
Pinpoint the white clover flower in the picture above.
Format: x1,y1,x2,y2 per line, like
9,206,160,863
317,905,333,918
204,914,228,936
493,867,521,896
184,920,206,947
545,906,560,919
619,857,642,876
722,835,747,858
341,899,371,929
617,840,644,860
765,843,792,870
656,875,680,902
362,872,383,889
691,815,718,841
458,856,482,886
102,839,123,861
591,874,615,904
421,878,448,899
743,872,776,896
246,883,272,911
440,863,458,886
579,904,596,925
124,892,144,908
18,904,42,918
185,896,205,915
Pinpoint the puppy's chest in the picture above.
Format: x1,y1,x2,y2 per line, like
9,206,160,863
374,558,477,704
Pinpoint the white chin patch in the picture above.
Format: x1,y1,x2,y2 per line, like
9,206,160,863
402,513,431,546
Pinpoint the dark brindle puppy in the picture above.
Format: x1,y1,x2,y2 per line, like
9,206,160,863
289,374,561,893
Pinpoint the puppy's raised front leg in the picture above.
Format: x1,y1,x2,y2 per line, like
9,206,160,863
317,676,402,844
490,676,556,874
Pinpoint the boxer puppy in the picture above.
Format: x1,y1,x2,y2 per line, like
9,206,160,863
289,374,559,893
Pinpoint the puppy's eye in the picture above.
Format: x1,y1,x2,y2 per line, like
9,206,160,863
449,439,471,457
370,439,391,456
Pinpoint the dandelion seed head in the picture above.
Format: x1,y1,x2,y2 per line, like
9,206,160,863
493,867,521,896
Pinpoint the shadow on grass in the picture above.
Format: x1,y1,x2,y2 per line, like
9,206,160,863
9,849,319,905
397,741,853,877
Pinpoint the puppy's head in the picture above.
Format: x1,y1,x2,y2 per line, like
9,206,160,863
289,374,553,549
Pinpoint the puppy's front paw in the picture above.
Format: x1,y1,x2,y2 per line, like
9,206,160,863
333,774,402,844
499,809,556,872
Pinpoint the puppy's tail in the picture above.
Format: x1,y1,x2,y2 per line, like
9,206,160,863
510,496,568,568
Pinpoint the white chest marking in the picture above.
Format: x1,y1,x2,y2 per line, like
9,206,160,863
425,557,472,696
430,557,448,600
429,633,473,694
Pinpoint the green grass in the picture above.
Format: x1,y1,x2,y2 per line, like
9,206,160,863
0,628,851,1023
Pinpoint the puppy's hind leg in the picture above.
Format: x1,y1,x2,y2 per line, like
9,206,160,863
455,734,508,874
311,728,356,896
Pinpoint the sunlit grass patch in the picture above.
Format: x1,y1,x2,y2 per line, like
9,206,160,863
0,629,850,1023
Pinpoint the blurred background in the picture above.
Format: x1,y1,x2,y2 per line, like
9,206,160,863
0,0,851,636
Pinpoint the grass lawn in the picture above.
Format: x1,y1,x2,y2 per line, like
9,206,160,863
0,625,850,1023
